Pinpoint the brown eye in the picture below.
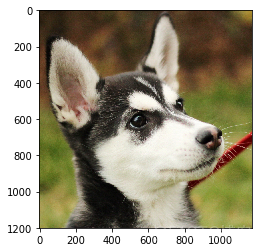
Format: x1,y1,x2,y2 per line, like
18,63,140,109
130,113,147,129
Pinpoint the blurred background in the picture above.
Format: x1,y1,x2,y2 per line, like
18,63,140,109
40,11,252,228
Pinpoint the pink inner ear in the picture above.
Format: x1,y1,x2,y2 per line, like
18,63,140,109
73,101,90,119
60,74,90,117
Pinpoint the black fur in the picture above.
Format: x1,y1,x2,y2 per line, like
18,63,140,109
67,155,139,228
46,12,201,228
48,70,198,228
142,65,156,74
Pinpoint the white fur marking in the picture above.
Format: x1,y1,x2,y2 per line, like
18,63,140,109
96,119,224,201
138,182,197,228
134,76,159,97
129,92,162,111
162,83,179,105
96,115,223,227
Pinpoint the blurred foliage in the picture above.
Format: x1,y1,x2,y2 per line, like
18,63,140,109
40,11,252,228
40,11,252,103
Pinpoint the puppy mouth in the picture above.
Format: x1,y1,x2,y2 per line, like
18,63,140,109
160,157,216,173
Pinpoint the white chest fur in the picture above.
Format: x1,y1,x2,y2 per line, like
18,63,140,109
137,182,196,228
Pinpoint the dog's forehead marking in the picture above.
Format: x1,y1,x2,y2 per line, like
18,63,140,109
162,83,179,104
134,76,159,97
129,92,162,111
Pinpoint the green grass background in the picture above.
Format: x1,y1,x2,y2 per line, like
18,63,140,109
40,79,252,228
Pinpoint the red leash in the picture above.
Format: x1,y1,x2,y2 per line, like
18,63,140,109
188,131,252,190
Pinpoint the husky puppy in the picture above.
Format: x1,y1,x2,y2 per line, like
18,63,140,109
46,12,224,228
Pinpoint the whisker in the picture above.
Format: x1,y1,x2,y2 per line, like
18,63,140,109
223,131,249,135
221,122,252,131
224,142,252,150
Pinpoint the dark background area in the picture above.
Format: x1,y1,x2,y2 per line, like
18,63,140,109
40,11,252,105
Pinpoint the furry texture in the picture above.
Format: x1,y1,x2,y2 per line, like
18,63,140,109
46,12,224,228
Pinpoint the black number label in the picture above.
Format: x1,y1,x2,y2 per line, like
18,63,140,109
103,236,120,244
14,80,32,88
14,116,32,124
8,188,31,196
8,225,31,233
14,152,32,160
14,43,32,51
141,236,158,244
27,7,33,15
68,236,85,244
209,236,232,244
176,236,194,244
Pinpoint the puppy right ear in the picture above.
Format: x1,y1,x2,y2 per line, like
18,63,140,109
46,37,100,129
137,12,180,92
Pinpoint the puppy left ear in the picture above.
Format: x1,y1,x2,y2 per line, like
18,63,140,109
137,12,180,92
46,37,100,129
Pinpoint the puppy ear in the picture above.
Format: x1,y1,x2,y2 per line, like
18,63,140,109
46,37,100,129
137,12,180,92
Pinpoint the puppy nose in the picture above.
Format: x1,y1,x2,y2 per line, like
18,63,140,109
196,127,222,150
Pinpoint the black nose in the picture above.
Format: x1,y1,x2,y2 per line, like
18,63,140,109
196,127,222,150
